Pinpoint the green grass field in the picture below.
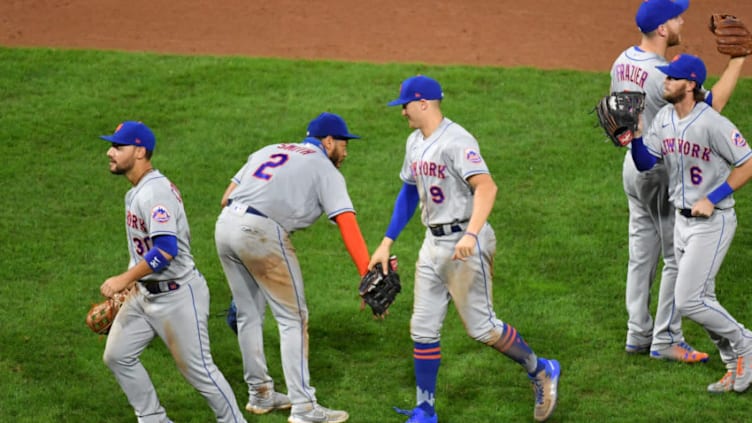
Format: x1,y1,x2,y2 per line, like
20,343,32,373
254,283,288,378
2,46,752,422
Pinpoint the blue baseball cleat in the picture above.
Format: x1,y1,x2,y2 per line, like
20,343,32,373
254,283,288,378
394,406,438,423
529,358,560,422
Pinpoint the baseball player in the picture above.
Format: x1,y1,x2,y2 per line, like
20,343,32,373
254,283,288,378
609,0,746,360
368,75,560,423
98,121,247,423
214,112,370,423
630,54,752,393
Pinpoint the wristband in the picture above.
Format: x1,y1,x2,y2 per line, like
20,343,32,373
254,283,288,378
707,181,734,205
144,248,170,272
465,231,478,240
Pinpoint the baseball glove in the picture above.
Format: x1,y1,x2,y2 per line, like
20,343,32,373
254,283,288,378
85,289,131,335
359,257,401,316
709,14,752,58
595,91,645,147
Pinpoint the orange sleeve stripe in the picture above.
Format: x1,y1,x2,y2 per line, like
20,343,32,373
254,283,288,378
334,212,370,277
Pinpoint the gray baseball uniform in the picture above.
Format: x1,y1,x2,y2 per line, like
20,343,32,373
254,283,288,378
104,170,246,423
214,141,353,409
610,46,683,352
401,118,502,345
643,101,752,367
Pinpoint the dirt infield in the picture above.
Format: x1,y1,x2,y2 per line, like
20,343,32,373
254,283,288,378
2,0,752,76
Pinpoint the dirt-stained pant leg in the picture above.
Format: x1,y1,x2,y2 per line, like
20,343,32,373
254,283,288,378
104,276,247,423
444,225,504,345
622,155,681,349
216,208,317,408
104,294,168,423
155,276,247,423
216,210,273,394
411,224,502,344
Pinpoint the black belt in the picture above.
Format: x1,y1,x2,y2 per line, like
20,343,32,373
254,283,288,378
142,281,180,294
227,199,267,218
678,208,722,218
429,220,468,237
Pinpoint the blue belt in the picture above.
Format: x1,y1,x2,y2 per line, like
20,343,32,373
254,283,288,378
227,199,267,218
142,280,180,294
429,220,468,237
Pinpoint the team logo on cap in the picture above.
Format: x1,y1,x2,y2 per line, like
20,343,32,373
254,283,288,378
465,148,483,164
732,131,747,147
151,205,171,223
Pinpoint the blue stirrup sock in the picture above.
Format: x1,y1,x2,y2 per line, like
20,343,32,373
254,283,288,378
414,341,440,416
493,323,540,375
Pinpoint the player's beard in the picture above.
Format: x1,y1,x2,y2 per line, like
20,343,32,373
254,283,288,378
664,86,687,104
329,151,344,168
109,157,135,175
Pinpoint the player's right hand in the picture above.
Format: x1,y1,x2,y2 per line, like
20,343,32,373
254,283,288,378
367,239,393,275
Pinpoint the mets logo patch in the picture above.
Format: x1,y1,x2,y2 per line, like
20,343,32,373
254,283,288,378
464,148,483,164
732,131,747,148
151,205,171,223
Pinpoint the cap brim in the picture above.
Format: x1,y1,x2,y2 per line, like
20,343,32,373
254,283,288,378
99,135,118,142
338,134,361,140
655,64,674,77
387,98,410,107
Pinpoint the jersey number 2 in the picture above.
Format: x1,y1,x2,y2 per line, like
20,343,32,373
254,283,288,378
253,154,289,180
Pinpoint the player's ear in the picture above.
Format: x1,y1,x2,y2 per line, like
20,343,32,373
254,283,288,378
134,145,149,159
321,136,335,153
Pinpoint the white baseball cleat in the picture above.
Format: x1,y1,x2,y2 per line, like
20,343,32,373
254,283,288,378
530,358,561,422
708,370,735,394
246,390,291,414
288,403,349,423
734,355,752,392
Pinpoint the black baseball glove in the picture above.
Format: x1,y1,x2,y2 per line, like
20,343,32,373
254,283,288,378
359,260,401,317
595,91,646,147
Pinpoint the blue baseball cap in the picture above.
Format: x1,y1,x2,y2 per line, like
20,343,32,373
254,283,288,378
387,75,444,106
635,0,689,33
306,112,360,140
656,53,706,85
99,121,156,151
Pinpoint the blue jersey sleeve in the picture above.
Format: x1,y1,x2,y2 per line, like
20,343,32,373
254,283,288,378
630,137,658,171
385,182,419,240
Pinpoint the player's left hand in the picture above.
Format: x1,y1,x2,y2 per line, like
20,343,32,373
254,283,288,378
452,234,477,261
691,198,716,218
100,275,134,298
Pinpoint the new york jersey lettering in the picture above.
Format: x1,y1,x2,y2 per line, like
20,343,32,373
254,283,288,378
661,138,712,161
126,211,147,232
410,160,447,179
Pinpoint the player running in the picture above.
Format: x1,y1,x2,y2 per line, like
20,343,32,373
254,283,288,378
98,121,247,423
368,75,560,422
630,54,752,393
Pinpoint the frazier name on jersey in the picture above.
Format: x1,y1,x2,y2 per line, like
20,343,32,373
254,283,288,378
614,63,648,89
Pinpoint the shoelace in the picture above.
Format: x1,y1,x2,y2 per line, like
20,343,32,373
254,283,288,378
720,371,734,386
738,356,746,377
677,341,694,351
531,377,544,404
